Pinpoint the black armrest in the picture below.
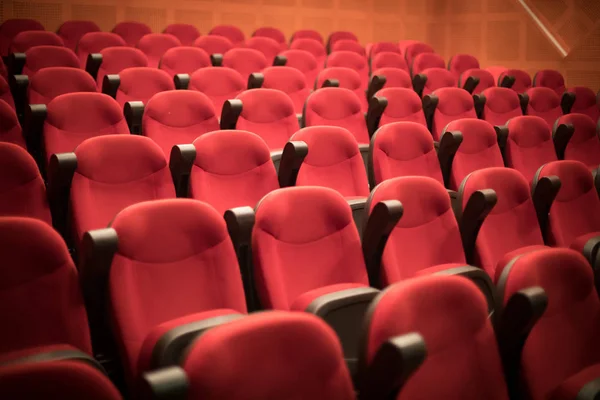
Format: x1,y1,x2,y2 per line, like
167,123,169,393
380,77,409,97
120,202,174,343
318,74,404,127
473,94,486,119
348,197,368,239
422,94,438,133
124,101,145,135
462,76,480,94
518,93,529,114
412,73,427,98
494,126,509,163
142,366,189,400
577,378,600,400
595,165,600,198
8,74,29,121
23,104,47,172
583,236,600,270
273,55,287,66
322,78,339,88
358,333,426,400
460,189,497,264
306,286,380,377
437,130,463,188
497,287,547,400
278,140,308,187
366,74,386,100
85,53,102,81
7,53,26,76
79,228,118,342
210,53,223,67
46,152,77,240
220,99,243,130
552,123,574,160
0,347,106,375
434,265,497,316
101,74,120,99
500,75,516,89
531,174,560,240
366,96,387,138
151,314,245,369
174,74,189,90
169,144,196,198
561,92,576,114
247,72,264,90
362,200,404,289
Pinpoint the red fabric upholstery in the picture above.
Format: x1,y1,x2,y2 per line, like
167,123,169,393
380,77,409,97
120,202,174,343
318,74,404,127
459,167,545,277
332,39,366,57
136,33,181,68
525,87,563,129
480,87,523,126
304,87,370,144
279,49,320,89
448,54,480,79
291,30,324,44
111,21,152,47
209,25,245,46
316,67,367,110
291,126,369,197
143,90,218,157
163,23,200,46
77,32,126,68
95,47,148,88
421,68,457,97
567,86,599,122
505,116,558,182
493,244,548,283
0,19,45,56
499,248,600,400
108,199,247,381
0,102,26,148
371,52,409,73
368,177,467,284
193,35,233,55
235,88,299,150
550,364,600,400
114,67,174,107
0,217,92,355
183,312,355,400
188,67,245,116
364,275,509,399
253,27,286,45
189,130,279,213
328,31,358,50
370,121,444,185
534,69,566,96
444,119,504,190
557,113,600,169
20,46,80,77
29,67,97,106
431,87,477,141
404,42,434,66
326,50,369,89
246,36,281,64
252,186,369,310
290,38,326,66
261,66,310,114
158,46,210,76
398,40,420,56
223,48,268,82
500,69,532,93
371,68,412,89
0,76,14,110
57,20,101,51
0,57,7,79
370,42,400,58
0,143,51,223
375,87,427,128
535,160,600,248
43,92,129,164
486,66,508,85
0,357,122,399
70,135,175,242
411,52,445,76
459,68,495,94
10,31,64,53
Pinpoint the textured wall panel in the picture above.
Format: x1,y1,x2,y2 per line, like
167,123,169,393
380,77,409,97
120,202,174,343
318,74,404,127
448,0,482,14
486,19,520,61
525,22,562,61
530,0,567,25
557,10,591,49
71,4,117,31
124,6,167,32
487,0,518,13
220,11,256,35
448,21,483,56
12,1,63,31
426,22,448,56
372,19,403,42
173,9,214,30
373,0,401,14
574,0,600,24
300,0,333,9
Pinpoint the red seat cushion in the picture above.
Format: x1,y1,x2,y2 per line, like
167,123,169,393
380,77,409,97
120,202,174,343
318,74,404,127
189,67,245,116
558,113,600,170
111,21,152,47
29,67,97,105
114,67,175,107
136,33,181,68
0,102,26,148
525,87,563,129
376,87,427,128
57,20,101,51
158,46,210,76
95,47,148,88
431,87,477,141
480,87,523,127
21,46,80,77
76,32,126,68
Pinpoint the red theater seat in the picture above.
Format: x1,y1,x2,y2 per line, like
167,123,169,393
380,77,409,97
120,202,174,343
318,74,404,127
326,50,369,89
554,113,600,170
111,21,152,47
9,31,64,53
476,87,523,127
187,67,246,116
222,48,268,82
370,87,427,130
0,102,25,148
208,25,245,46
291,29,323,44
533,69,566,95
28,67,96,106
448,53,480,79
370,52,409,73
459,68,495,94
91,47,148,89
136,33,181,68
290,38,326,66
414,67,457,98
76,32,126,68
193,35,233,56
425,87,477,141
332,39,366,57
403,42,434,67
316,67,367,110
257,66,310,114
158,46,210,76
411,52,445,76
327,31,358,52
370,68,412,89
369,42,400,58
567,86,599,122
278,49,320,89
163,23,201,46
246,36,282,64
57,20,101,51
499,69,531,93
104,67,174,107
16,46,79,77
0,18,45,57
253,27,286,45
522,87,563,129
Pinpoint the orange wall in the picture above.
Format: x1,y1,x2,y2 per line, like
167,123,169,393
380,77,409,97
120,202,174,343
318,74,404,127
2,0,600,89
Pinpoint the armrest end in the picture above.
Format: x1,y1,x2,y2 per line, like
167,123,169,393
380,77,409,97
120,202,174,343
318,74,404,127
169,144,196,198
220,99,243,130
553,123,575,159
434,265,497,315
278,140,308,187
438,130,463,188
366,96,388,138
101,74,120,99
273,55,287,66
561,92,576,114
174,74,190,90
47,152,77,238
531,173,561,237
518,93,529,114
462,76,480,94
85,53,103,81
500,75,516,89
124,101,145,135
210,53,223,67
248,72,264,90
142,366,189,400
473,94,486,118
412,74,427,98
422,94,438,132
23,103,47,169
8,73,29,120
7,52,26,75
577,378,600,400
322,78,339,88
366,74,386,100
460,189,497,263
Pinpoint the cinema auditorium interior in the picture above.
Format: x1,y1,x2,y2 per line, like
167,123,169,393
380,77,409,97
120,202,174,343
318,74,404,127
0,0,599,398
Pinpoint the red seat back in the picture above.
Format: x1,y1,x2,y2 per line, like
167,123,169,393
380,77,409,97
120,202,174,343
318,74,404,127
163,23,200,46
193,35,233,55
29,67,97,106
188,67,245,116
0,19,44,56
223,48,268,82
111,21,152,47
20,46,79,77
76,32,126,68
136,33,181,68
10,31,64,53
375,87,427,128
533,69,566,95
261,66,310,114
209,25,245,46
431,87,477,141
557,113,600,169
114,67,174,107
480,87,523,127
57,20,101,51
525,87,563,129
159,46,210,76
96,47,148,88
